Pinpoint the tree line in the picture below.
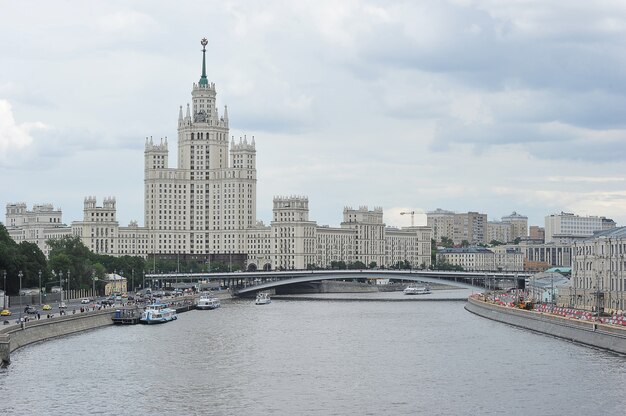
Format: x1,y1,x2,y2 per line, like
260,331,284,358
0,223,237,296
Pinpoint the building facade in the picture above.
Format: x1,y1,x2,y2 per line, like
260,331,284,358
545,212,615,243
563,227,626,313
426,208,456,243
5,203,72,257
437,247,524,272
501,211,528,240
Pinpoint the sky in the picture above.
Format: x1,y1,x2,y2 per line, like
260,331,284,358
2,0,626,230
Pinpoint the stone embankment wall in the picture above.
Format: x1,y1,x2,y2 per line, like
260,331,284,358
465,296,626,355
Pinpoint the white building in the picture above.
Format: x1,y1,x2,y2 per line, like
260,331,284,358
565,227,626,312
437,247,524,272
545,212,615,243
5,203,72,257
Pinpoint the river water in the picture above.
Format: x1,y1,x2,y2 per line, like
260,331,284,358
1,290,625,415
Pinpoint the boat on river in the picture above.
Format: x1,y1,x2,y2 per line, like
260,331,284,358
197,293,221,310
140,302,177,324
255,293,271,305
403,285,431,295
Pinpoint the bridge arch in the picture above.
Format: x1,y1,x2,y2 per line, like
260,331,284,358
234,270,508,296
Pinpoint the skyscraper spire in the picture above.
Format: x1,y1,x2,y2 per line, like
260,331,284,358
199,37,208,86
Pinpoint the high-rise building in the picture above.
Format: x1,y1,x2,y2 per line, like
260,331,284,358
501,211,528,240
453,211,487,245
144,37,256,257
426,208,455,243
5,39,432,270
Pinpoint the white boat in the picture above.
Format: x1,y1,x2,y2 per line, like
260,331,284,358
197,293,221,310
403,285,431,295
255,292,271,305
140,302,177,324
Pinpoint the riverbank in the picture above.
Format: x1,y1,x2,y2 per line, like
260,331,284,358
0,293,229,366
465,295,626,355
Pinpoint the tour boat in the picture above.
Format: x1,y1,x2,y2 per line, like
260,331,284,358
196,293,221,310
255,292,271,305
403,285,432,295
140,302,177,324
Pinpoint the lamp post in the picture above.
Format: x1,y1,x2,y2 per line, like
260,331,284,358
67,269,71,300
2,270,6,310
18,270,23,323
59,270,64,306
92,270,96,299
38,270,42,305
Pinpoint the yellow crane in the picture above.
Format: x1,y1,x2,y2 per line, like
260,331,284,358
400,211,415,227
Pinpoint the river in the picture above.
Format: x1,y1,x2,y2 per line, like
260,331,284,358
1,290,625,415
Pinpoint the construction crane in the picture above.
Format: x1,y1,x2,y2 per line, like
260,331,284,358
400,211,415,227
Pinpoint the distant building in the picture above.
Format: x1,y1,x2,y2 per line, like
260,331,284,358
453,212,487,246
501,211,528,240
437,247,523,272
104,273,127,295
529,226,545,242
426,208,456,243
545,212,615,243
485,221,512,244
5,203,72,257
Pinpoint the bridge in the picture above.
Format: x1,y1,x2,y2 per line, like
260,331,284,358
144,270,531,296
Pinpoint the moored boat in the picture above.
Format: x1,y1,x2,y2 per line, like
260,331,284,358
140,302,177,324
255,292,271,305
403,285,431,295
197,293,221,310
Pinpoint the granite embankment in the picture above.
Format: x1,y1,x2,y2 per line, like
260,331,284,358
465,296,626,355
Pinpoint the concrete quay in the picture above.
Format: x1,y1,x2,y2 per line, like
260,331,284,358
0,293,231,366
465,296,626,355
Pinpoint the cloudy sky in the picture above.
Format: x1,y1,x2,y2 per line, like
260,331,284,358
2,0,626,230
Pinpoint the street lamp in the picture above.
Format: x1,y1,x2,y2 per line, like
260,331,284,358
59,270,64,306
18,270,23,323
38,270,42,305
92,270,96,299
2,270,6,310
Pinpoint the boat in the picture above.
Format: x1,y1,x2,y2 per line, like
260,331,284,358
255,292,271,305
196,293,221,310
403,285,431,295
139,302,177,324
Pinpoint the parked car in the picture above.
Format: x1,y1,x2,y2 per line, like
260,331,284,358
42,304,52,311
25,306,38,315
0,309,11,316
100,299,113,306
58,302,67,309
80,298,90,304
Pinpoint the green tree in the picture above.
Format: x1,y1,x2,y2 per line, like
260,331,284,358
368,261,377,269
348,261,366,270
460,240,470,248
440,237,454,248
